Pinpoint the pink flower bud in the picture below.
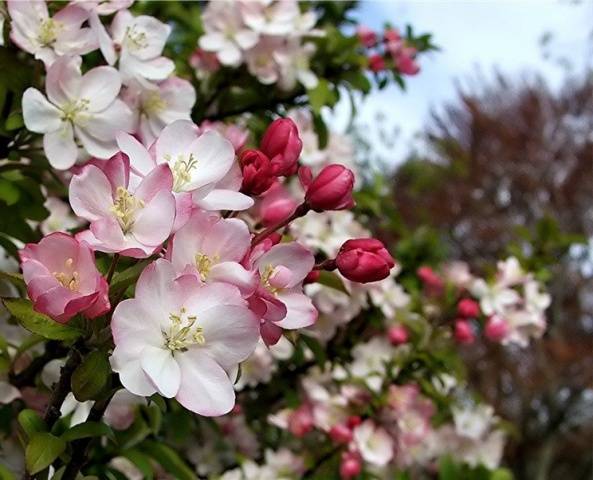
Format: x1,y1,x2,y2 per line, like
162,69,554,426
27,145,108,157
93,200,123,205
329,423,353,444
454,319,475,344
260,118,302,177
259,182,297,226
457,298,480,318
396,47,420,75
304,269,320,285
417,266,444,296
19,233,110,323
288,405,314,438
368,53,386,72
336,238,395,283
357,25,377,47
340,452,362,480
388,325,409,345
485,315,509,342
239,149,274,195
347,415,362,428
305,164,355,212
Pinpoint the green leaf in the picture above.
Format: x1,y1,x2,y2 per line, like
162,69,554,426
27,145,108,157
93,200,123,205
140,440,196,480
312,114,329,149
438,456,460,480
121,449,154,480
2,298,83,341
491,469,514,480
0,178,20,205
5,111,24,131
0,463,15,480
316,271,349,294
71,351,111,402
301,336,326,365
308,79,334,114
18,409,46,438
25,432,66,474
61,421,115,442
0,271,25,289
110,260,151,295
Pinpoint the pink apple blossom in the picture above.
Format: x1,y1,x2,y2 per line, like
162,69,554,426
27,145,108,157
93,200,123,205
239,0,300,36
7,1,97,67
245,242,317,345
69,152,175,257
167,210,256,296
22,56,134,169
111,259,259,415
110,10,174,85
19,233,109,323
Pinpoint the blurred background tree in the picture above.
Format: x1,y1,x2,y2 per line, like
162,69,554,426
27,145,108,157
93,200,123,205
367,71,593,479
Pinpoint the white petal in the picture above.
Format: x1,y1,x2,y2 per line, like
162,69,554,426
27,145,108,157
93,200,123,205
22,88,62,133
116,132,155,176
43,124,78,170
80,66,122,111
69,164,114,221
140,346,180,398
194,189,254,211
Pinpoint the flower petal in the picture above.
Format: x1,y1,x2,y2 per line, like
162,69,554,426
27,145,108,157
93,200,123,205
69,164,114,221
43,124,78,170
140,346,180,398
22,88,62,133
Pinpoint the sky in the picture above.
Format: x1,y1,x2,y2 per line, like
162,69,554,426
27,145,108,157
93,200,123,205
328,0,593,168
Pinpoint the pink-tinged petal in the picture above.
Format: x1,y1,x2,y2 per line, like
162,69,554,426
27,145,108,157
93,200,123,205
275,290,317,329
110,347,156,397
43,124,78,170
269,265,293,289
184,282,245,314
172,192,193,232
7,0,48,39
121,54,174,83
80,66,121,111
75,126,118,161
197,305,259,369
194,189,254,211
250,287,287,322
53,5,89,28
183,131,235,191
258,242,315,287
90,10,117,65
89,217,126,251
26,274,60,302
110,9,133,44
130,15,171,60
198,32,227,51
45,56,82,106
35,286,81,323
132,190,175,247
111,299,161,352
55,26,98,57
261,321,283,346
82,277,110,318
63,291,100,318
176,349,235,416
134,164,173,202
209,262,257,297
155,120,198,164
140,346,180,398
134,259,179,317
102,152,130,191
69,165,114,221
22,89,62,133
117,132,155,177
200,217,250,261
168,209,213,269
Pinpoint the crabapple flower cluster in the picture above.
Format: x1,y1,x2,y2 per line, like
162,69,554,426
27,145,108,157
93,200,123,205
16,107,394,416
15,0,196,168
198,0,320,90
357,24,421,75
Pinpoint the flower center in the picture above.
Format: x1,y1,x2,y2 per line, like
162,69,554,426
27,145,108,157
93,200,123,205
194,253,219,281
261,264,280,295
110,186,144,233
61,99,90,123
163,307,205,352
143,91,167,116
166,153,198,192
53,258,79,291
38,19,60,46
124,25,148,52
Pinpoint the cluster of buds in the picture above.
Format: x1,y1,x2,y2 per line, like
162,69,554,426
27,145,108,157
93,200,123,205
357,25,420,75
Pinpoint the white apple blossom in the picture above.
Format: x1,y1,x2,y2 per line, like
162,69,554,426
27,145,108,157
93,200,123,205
275,40,318,91
111,259,259,415
110,9,174,85
239,0,300,36
349,337,395,392
353,420,394,467
7,1,97,67
40,197,84,235
22,56,134,169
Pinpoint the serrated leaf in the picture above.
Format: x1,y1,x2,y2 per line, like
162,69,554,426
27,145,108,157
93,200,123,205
25,432,66,474
61,421,114,442
18,409,46,438
2,298,82,341
71,350,111,402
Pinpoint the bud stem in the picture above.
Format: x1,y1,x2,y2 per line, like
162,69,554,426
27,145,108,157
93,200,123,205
251,202,310,246
314,258,337,271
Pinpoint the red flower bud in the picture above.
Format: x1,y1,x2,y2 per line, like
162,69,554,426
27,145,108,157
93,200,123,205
259,182,297,226
417,266,444,296
288,405,313,438
396,47,420,75
457,298,480,318
484,315,509,342
239,149,275,195
454,319,475,344
347,415,362,428
357,25,377,47
387,325,408,345
368,53,386,72
336,238,395,283
260,118,302,177
329,423,353,444
383,27,401,44
305,164,355,212
304,269,320,285
340,452,362,480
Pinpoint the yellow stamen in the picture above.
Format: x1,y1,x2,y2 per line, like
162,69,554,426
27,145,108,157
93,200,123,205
110,186,145,233
163,308,205,352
